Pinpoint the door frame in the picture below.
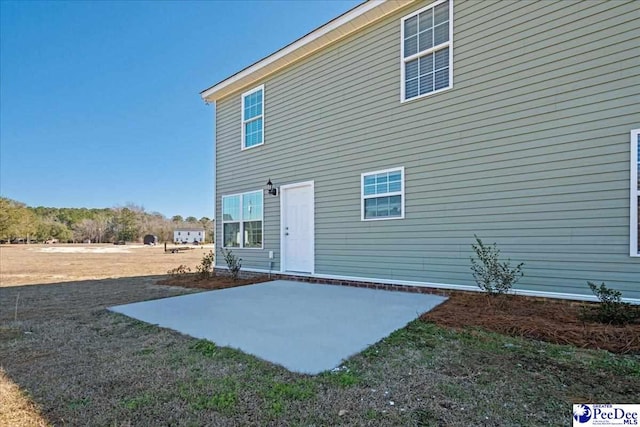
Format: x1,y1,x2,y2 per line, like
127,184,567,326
279,180,315,274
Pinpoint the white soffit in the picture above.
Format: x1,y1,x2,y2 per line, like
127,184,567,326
200,0,414,103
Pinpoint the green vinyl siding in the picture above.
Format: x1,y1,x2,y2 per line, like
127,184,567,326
214,0,640,300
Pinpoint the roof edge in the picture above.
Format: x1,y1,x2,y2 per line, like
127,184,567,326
200,0,411,102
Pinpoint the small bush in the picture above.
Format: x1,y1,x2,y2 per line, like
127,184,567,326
190,339,217,357
266,381,316,401
322,367,361,388
470,235,524,295
581,282,639,325
167,264,191,276
191,391,237,413
220,248,242,281
196,250,215,280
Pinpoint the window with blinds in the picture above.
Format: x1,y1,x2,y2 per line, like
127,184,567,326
632,129,639,256
361,167,405,220
401,0,452,101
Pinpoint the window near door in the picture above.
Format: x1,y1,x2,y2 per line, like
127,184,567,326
362,167,405,220
632,129,639,256
401,0,452,102
241,85,264,149
222,190,263,248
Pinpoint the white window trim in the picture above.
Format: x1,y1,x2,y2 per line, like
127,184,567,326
361,166,405,221
240,84,265,150
400,0,453,103
631,129,639,257
221,190,264,249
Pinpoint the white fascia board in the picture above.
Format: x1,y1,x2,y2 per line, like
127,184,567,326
201,0,412,103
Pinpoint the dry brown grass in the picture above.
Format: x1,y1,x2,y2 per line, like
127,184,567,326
0,368,49,427
158,274,271,290
0,243,210,287
0,243,207,425
1,244,638,425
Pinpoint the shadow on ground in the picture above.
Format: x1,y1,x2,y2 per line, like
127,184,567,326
0,275,197,322
1,276,199,426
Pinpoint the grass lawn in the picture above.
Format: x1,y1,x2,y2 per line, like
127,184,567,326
1,275,638,426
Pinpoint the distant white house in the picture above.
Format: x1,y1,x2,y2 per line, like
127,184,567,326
174,227,205,244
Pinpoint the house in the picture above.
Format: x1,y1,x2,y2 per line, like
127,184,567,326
201,0,640,302
173,228,205,244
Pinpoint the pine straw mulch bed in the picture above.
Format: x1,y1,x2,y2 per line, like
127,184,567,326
156,273,272,290
420,292,640,355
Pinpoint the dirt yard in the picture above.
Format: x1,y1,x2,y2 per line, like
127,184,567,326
0,243,212,287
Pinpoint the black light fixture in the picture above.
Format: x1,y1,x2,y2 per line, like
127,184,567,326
266,179,278,196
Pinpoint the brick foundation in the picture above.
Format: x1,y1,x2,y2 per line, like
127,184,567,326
213,268,451,298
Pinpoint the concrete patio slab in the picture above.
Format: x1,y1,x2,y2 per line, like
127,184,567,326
109,280,447,374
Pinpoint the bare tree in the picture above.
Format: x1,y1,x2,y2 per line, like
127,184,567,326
199,216,215,243
93,213,109,243
146,212,173,242
73,219,98,242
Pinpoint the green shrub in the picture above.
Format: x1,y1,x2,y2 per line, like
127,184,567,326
470,235,524,295
190,339,217,357
192,392,237,413
266,381,316,401
220,248,242,281
581,282,639,325
196,250,215,280
167,264,191,276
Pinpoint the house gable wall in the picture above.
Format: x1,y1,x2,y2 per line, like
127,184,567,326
214,0,640,299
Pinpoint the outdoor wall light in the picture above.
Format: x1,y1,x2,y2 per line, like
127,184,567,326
266,179,278,196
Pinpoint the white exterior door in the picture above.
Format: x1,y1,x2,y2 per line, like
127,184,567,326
281,181,314,273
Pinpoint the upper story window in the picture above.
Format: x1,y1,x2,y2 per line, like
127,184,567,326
241,85,264,149
401,0,452,102
631,129,639,256
361,167,405,221
222,190,263,248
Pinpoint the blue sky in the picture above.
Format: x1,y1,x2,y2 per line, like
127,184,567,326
0,0,359,219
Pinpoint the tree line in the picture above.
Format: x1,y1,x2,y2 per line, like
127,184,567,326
0,197,214,244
